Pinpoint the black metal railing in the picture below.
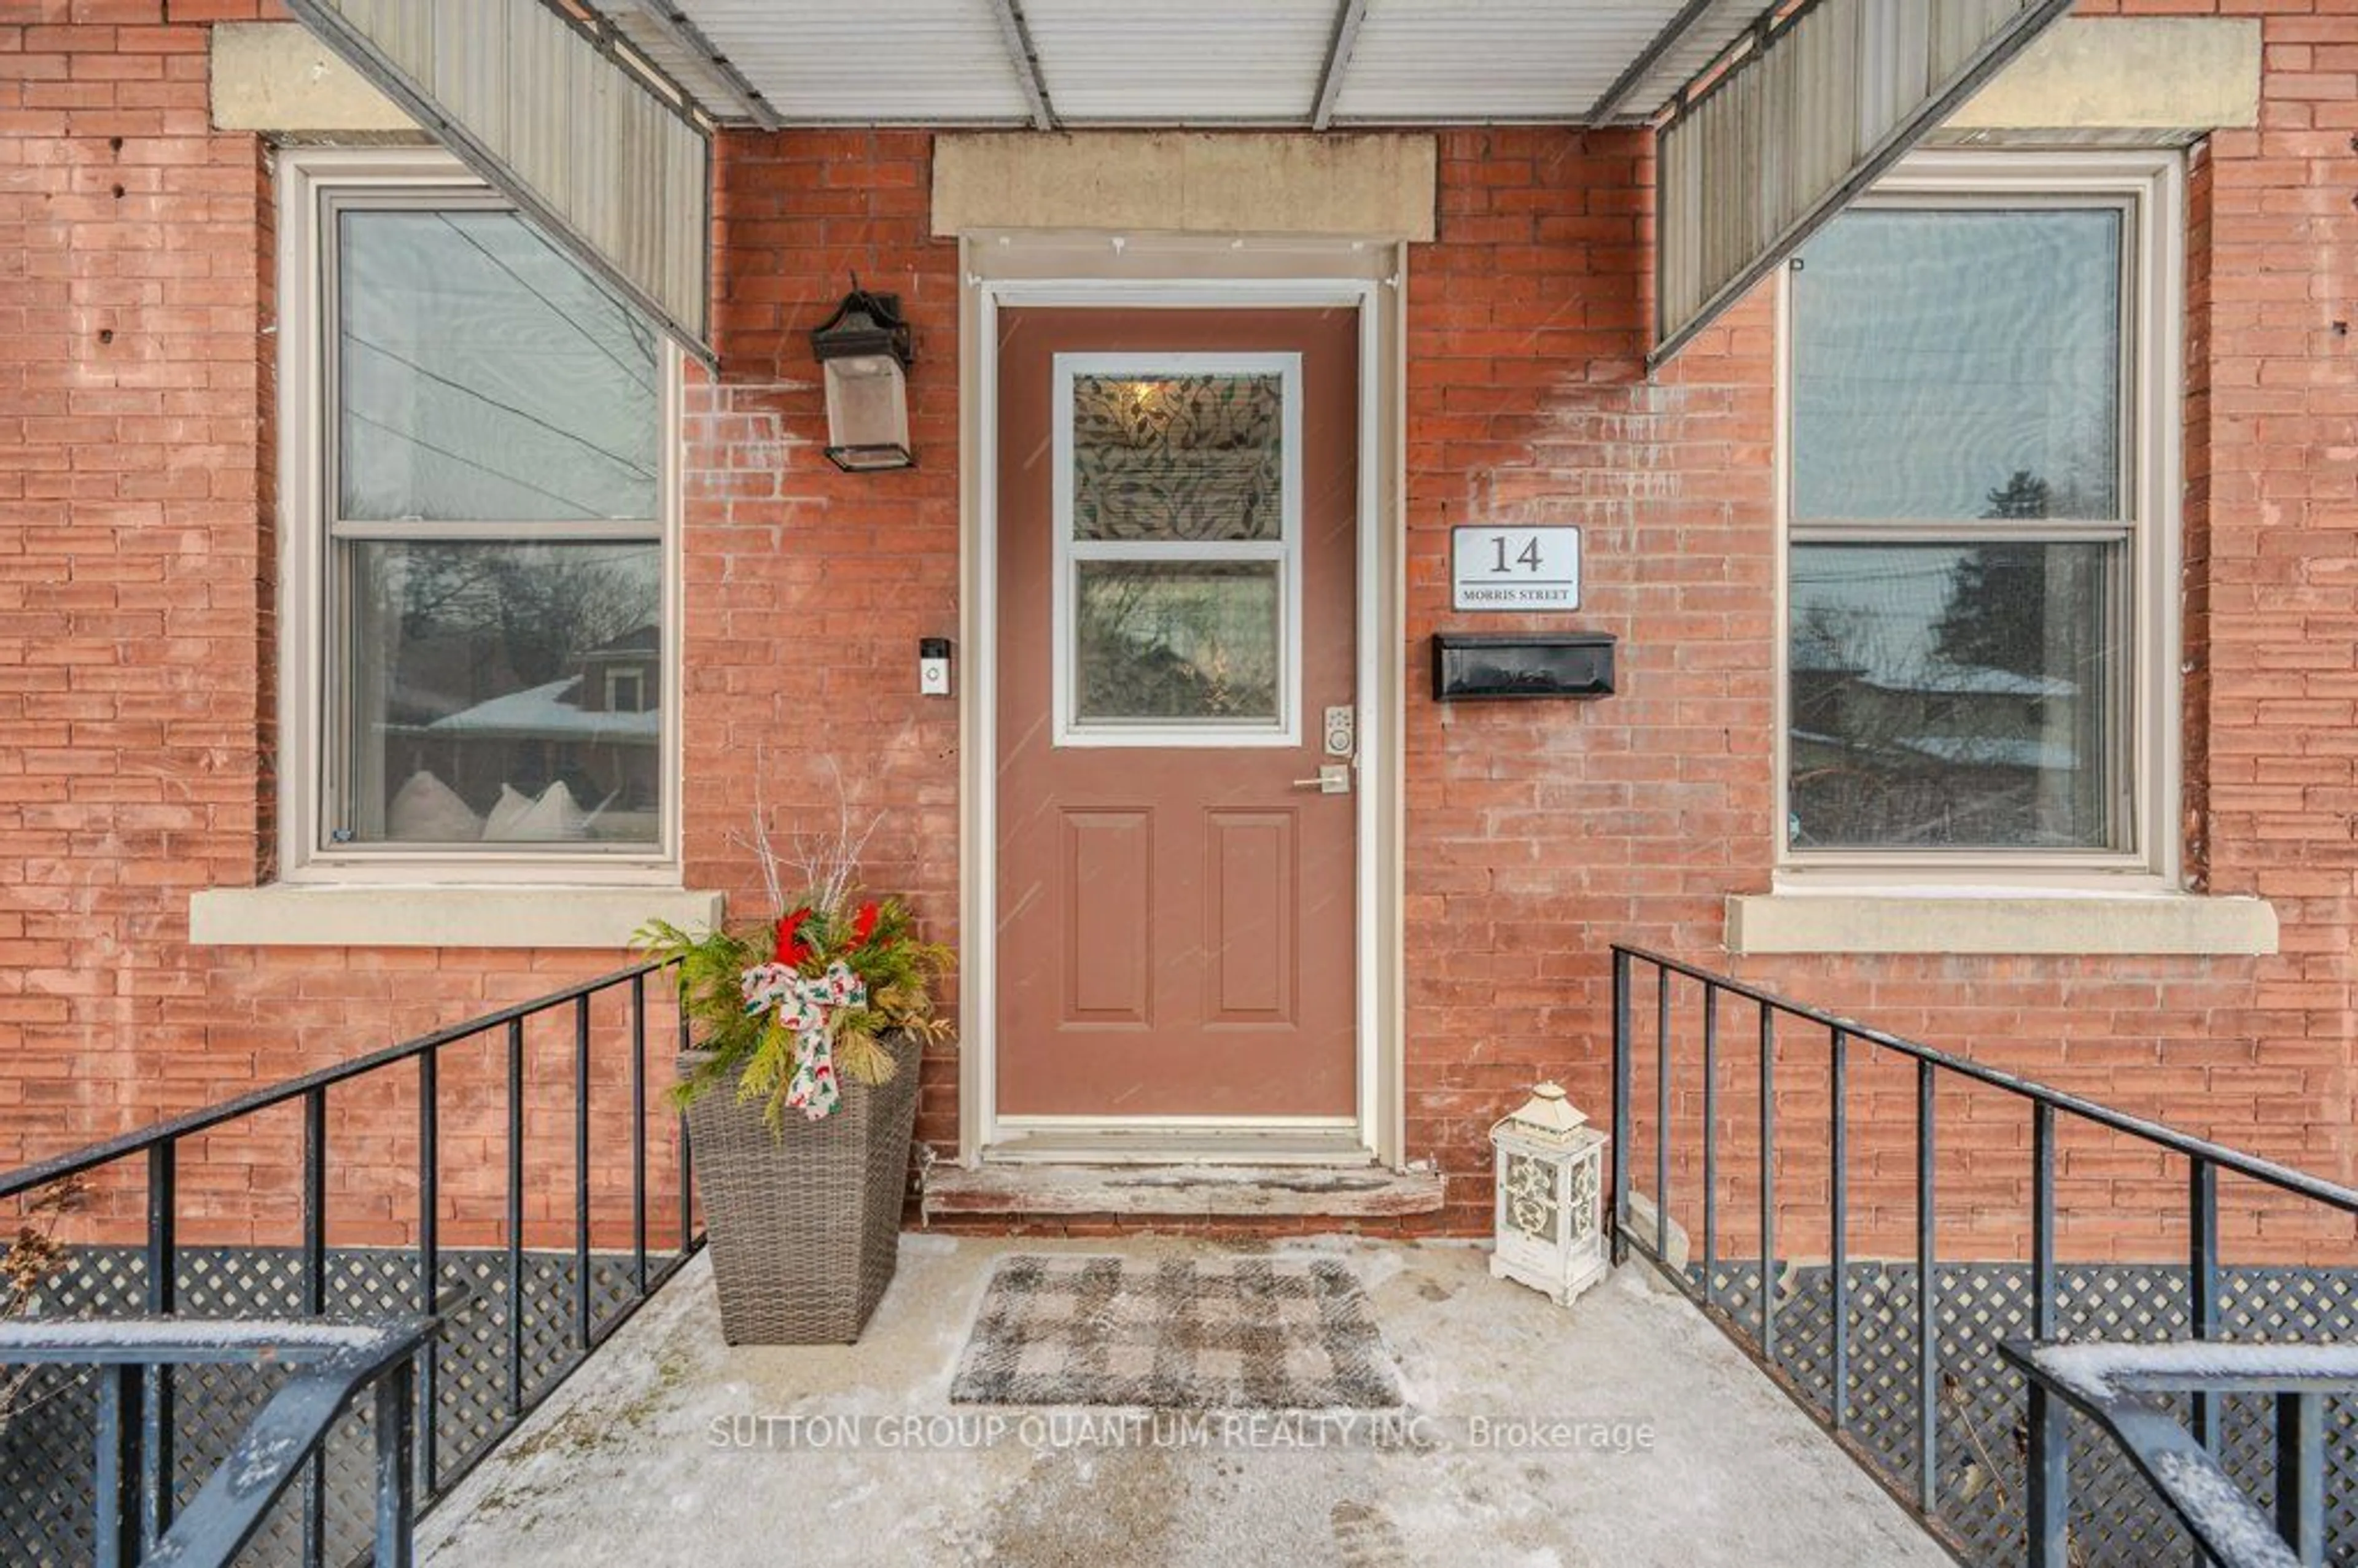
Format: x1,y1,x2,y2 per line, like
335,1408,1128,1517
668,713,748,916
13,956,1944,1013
1608,944,2358,1566
0,957,704,1566
0,1314,439,1568
2003,1340,2358,1568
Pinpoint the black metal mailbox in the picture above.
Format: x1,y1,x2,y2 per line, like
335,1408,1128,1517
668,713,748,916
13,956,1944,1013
1431,632,1615,701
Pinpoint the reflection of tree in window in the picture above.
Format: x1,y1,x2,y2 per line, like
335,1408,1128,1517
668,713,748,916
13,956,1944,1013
352,543,661,844
1075,564,1278,722
332,199,665,850
1788,511,2107,851
381,545,654,704
1786,200,2131,855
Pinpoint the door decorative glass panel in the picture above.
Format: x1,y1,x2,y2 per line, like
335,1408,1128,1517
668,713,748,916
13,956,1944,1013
1070,372,1283,541
1054,355,1301,744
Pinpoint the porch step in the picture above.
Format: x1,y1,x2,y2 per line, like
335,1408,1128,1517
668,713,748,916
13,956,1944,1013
920,1162,1446,1221
980,1126,1375,1165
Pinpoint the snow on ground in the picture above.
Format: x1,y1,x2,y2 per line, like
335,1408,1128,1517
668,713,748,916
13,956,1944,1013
416,1234,1951,1568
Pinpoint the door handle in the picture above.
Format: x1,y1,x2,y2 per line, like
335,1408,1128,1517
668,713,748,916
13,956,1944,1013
1291,764,1352,796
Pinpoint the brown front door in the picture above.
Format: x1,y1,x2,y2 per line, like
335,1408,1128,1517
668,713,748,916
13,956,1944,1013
996,307,1359,1119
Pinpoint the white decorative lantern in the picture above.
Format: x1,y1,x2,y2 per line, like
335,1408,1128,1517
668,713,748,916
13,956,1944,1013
1488,1082,1611,1307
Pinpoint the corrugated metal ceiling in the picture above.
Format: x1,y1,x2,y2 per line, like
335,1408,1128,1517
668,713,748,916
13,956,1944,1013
280,0,2081,365
659,0,1037,124
578,3,750,122
1028,0,1336,124
638,0,1780,128
1602,0,1781,119
1334,1,1743,124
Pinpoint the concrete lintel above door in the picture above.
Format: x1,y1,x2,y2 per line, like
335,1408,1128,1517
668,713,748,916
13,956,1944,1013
934,133,1438,242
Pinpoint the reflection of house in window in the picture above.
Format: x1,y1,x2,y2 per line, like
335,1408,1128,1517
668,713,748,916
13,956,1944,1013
1790,618,2088,848
583,626,658,715
397,624,662,842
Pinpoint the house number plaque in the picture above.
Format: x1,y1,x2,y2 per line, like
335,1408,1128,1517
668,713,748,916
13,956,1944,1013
1452,526,1581,611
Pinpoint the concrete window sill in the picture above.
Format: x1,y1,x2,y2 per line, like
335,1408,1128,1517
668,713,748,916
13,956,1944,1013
1724,889,2278,957
189,885,724,950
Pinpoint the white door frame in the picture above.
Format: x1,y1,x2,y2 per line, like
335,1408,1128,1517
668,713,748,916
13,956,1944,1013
959,263,1400,1166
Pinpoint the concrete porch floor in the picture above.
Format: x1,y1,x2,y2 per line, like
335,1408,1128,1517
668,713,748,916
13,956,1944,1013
416,1236,1950,1567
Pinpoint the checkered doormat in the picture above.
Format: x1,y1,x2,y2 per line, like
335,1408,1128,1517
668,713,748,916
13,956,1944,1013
949,1254,1403,1409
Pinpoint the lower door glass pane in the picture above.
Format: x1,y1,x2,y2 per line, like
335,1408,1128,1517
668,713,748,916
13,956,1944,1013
1073,559,1281,727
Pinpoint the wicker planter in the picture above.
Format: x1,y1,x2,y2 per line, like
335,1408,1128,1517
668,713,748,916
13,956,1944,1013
679,1031,922,1345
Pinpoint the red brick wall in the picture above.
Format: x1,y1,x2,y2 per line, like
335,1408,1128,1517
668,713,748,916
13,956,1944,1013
684,128,965,1155
0,4,680,1250
1405,6,2358,1265
1404,125,1733,1233
2,0,290,1160
3,3,2354,1268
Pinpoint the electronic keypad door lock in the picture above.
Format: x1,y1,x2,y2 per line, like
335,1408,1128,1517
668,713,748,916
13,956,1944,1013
1291,764,1352,795
1323,705,1355,758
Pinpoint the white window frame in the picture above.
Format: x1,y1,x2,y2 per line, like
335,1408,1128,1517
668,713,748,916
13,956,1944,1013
1773,149,2183,887
274,148,683,887
1049,352,1304,749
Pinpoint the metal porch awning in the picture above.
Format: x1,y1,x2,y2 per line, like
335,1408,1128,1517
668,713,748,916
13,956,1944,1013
1652,0,2076,365
286,0,715,362
282,0,2075,370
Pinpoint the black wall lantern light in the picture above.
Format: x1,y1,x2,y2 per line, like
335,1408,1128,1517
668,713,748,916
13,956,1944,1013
810,281,914,472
